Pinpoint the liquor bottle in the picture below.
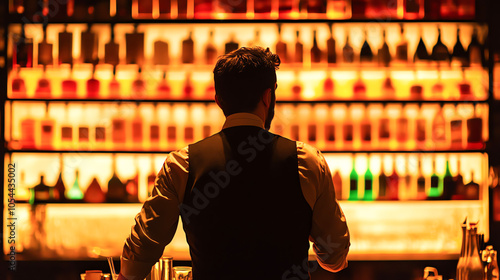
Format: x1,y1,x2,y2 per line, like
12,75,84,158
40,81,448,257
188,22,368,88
131,103,144,149
466,104,483,149
327,23,336,64
275,24,288,63
323,72,335,99
112,104,127,149
53,155,66,202
157,71,171,98
342,33,354,63
364,155,374,201
428,158,441,199
307,0,326,14
34,66,52,99
147,156,157,197
58,24,73,65
402,155,413,200
382,73,395,99
415,104,426,147
343,104,353,147
353,72,366,99
378,29,391,67
414,31,429,62
464,171,479,200
451,27,468,66
225,34,239,54
153,39,169,65
184,104,195,145
378,159,388,200
109,68,121,99
80,24,98,64
131,68,146,99
395,24,408,63
456,219,467,280
404,0,423,19
467,27,482,65
291,71,302,100
107,154,126,202
14,24,33,68
125,170,139,203
60,102,74,149
67,170,84,201
294,30,303,64
205,30,217,65
396,106,409,145
359,30,373,63
431,27,450,62
387,157,399,200
149,103,160,150
105,24,120,66
463,225,485,280
84,177,106,203
324,104,336,147
11,67,27,98
349,155,358,201
40,102,54,149
307,108,317,145
311,30,322,63
442,157,455,200
450,106,464,149
452,158,466,200
183,72,194,99
86,65,100,99
416,157,427,200
431,69,444,100
30,175,52,204
360,105,372,148
125,24,145,65
38,23,53,66
166,105,178,148
410,71,424,100
182,31,194,63
94,105,106,149
458,69,473,100
61,65,78,99
432,104,447,149
378,104,390,149
332,169,342,200
254,0,272,15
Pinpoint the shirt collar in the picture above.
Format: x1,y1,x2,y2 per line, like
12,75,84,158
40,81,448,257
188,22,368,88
222,113,265,130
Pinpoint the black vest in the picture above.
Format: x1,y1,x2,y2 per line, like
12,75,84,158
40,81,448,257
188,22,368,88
180,126,313,280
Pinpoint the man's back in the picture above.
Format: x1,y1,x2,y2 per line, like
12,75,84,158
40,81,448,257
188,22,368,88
182,126,312,279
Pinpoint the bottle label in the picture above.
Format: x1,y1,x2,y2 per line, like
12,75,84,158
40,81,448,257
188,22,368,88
416,119,426,141
350,179,357,191
150,125,159,142
79,127,89,142
112,119,126,143
379,118,390,139
95,127,105,142
365,179,373,191
185,126,194,142
167,126,176,141
61,126,73,141
325,124,335,142
343,124,353,142
308,124,317,142
291,125,300,141
361,123,371,142
132,122,143,142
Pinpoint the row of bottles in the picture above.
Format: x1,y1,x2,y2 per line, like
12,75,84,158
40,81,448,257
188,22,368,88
456,220,499,280
9,66,486,101
8,0,476,21
11,23,487,69
338,154,481,201
10,102,486,151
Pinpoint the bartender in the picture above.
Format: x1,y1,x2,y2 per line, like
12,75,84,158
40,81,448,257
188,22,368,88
118,47,350,280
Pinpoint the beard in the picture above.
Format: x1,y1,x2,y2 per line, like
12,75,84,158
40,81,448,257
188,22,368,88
264,89,276,130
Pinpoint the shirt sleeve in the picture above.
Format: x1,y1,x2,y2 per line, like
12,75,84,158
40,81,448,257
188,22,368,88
120,147,189,280
297,142,350,272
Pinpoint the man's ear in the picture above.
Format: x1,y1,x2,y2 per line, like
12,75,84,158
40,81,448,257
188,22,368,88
261,89,272,108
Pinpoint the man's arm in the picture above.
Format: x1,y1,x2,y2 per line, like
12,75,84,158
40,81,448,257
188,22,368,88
119,148,189,280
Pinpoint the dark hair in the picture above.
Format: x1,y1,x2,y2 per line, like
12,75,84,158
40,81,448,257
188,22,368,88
213,47,280,116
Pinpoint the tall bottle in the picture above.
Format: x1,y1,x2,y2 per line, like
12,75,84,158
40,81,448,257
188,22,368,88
343,104,353,148
463,225,485,280
456,219,467,280
363,155,374,201
395,24,408,63
414,29,429,62
106,154,126,202
275,24,288,63
53,154,66,201
432,104,447,149
387,157,399,200
67,170,84,201
450,105,464,149
327,23,336,64
378,104,391,149
467,27,483,65
452,158,466,200
451,27,468,66
415,104,427,148
442,157,455,200
332,169,343,200
396,106,409,146
147,155,157,197
428,158,441,199
378,159,388,200
205,30,217,65
416,157,427,200
112,104,127,150
294,30,303,64
131,103,144,149
149,103,161,150
360,105,372,149
431,27,450,62
40,102,55,149
182,31,194,63
464,171,480,200
348,154,358,201
378,29,391,67
342,33,354,63
359,29,373,63
466,104,483,149
225,34,239,54
311,30,322,63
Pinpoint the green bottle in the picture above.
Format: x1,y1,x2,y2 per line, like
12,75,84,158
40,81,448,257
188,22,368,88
364,155,374,201
67,170,84,200
349,155,358,201
428,158,441,199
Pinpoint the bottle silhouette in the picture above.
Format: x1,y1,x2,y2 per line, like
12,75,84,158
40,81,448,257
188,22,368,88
182,31,194,63
463,225,485,280
416,157,427,200
349,155,358,201
311,30,322,63
442,157,455,200
378,30,391,67
378,159,388,200
327,23,336,64
40,102,54,149
452,27,468,66
67,170,84,201
30,175,52,204
275,24,288,63
428,158,441,199
467,27,482,65
464,171,480,200
332,169,343,200
364,155,374,201
106,154,126,202
84,177,106,203
387,157,399,200
294,30,303,63
414,30,429,62
53,155,67,202
342,33,354,63
360,30,373,63
452,158,466,200
225,34,239,54
431,27,450,62
205,30,217,65
395,24,408,62
466,104,483,149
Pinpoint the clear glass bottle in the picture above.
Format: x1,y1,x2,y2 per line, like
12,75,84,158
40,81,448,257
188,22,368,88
456,219,468,280
463,225,485,280
275,24,287,63
294,30,303,64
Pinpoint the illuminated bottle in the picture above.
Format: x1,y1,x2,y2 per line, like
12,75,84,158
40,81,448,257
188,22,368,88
67,170,84,201
205,30,217,65
324,104,336,148
363,155,374,201
30,175,52,204
125,167,139,203
463,225,485,280
294,30,303,64
150,103,160,150
467,27,482,65
452,27,468,66
395,24,408,62
86,65,100,99
184,104,195,145
11,67,27,98
53,155,67,202
81,24,98,64
382,73,395,99
182,31,194,63
464,171,480,200
452,158,466,200
387,157,399,200
450,105,464,149
332,169,342,200
112,104,127,149
153,38,169,65
404,0,423,19
456,219,467,280
291,71,302,100
416,157,427,200
342,33,354,63
402,156,413,200
109,68,121,99
60,102,74,149
131,103,144,149
343,104,353,148
428,158,441,199
466,104,483,149
378,104,390,149
225,34,239,54
105,24,120,67
360,29,373,63
183,72,194,99
378,29,391,67
396,105,409,145
61,66,78,99
84,177,106,203
58,24,73,65
38,23,53,66
378,159,388,200
431,27,450,62
415,105,426,147
353,72,366,99
432,104,447,148
311,30,322,63
360,105,372,148
156,71,171,99
14,24,33,68
349,155,358,201
431,69,444,100
40,102,54,149
327,23,336,64
106,154,126,202
94,104,106,149
442,157,455,200
34,66,52,99
275,24,288,63
458,69,473,100
323,72,334,99
414,30,429,62
125,23,145,65
132,68,146,99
